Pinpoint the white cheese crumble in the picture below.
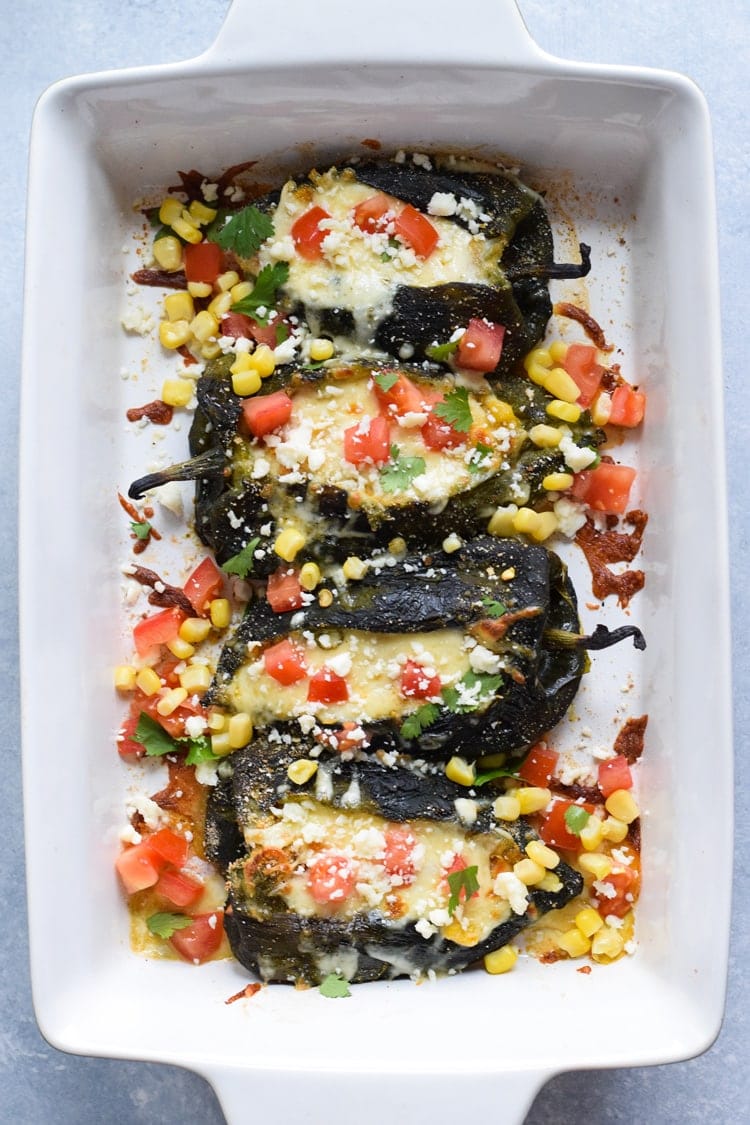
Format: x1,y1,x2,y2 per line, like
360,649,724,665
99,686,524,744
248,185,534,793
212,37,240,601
553,496,588,538
427,191,458,217
558,431,598,473
493,872,529,915
468,644,502,675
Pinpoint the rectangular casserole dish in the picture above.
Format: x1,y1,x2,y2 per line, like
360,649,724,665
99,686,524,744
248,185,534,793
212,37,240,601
20,1,731,1122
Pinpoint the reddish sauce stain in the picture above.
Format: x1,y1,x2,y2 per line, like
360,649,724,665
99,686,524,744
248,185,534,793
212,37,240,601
225,983,262,1005
614,715,648,764
177,345,200,366
554,301,612,351
577,965,592,975
575,510,647,607
127,400,174,425
361,138,382,150
131,268,187,290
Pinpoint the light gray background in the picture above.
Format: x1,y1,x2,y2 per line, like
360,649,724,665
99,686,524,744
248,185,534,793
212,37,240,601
3,1,747,1121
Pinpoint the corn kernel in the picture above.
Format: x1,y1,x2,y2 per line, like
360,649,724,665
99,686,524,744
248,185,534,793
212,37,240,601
318,588,334,608
113,665,137,692
188,199,217,224
528,511,558,543
201,340,222,360
445,756,476,787
230,281,253,303
153,235,183,272
515,787,551,815
557,928,591,958
601,815,629,843
309,338,335,362
591,391,612,426
179,664,212,694
442,533,462,554
591,925,625,962
287,759,319,785
483,945,518,975
179,617,212,644
171,217,203,244
524,347,553,371
548,340,568,364
159,197,184,225
514,857,546,885
342,556,367,581
210,731,233,757
388,537,407,555
209,598,231,629
248,344,276,378
217,270,240,292
232,369,262,397
299,562,321,591
543,367,580,403
179,208,201,229
167,636,195,660
578,852,613,879
546,399,582,423
164,291,195,323
575,907,604,938
274,528,306,562
501,567,516,580
228,712,253,749
190,310,220,343
161,378,194,408
525,361,551,386
605,789,639,824
528,424,562,448
488,504,519,537
187,281,213,299
493,795,521,821
156,687,188,716
542,472,574,492
485,399,517,426
513,508,541,536
135,667,162,696
580,814,605,851
208,291,233,317
230,352,255,374
526,840,559,869
207,709,228,732
538,872,563,893
159,319,191,350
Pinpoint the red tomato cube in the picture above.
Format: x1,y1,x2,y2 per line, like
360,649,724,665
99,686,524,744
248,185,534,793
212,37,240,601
456,318,505,373
563,343,602,406
343,415,390,465
116,715,146,759
307,854,357,905
291,206,331,260
421,409,466,450
115,841,165,894
518,745,559,787
608,385,646,427
263,639,308,685
307,667,349,704
597,755,633,798
220,312,255,340
170,912,225,964
266,567,304,613
353,193,393,233
393,205,439,258
242,391,294,438
571,463,637,514
538,800,596,851
155,867,204,908
373,372,426,417
147,828,190,868
183,556,223,616
399,659,441,699
183,241,223,285
133,607,187,657
592,869,638,918
383,827,418,880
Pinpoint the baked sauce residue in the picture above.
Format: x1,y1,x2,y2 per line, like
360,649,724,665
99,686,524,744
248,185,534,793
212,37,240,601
554,301,612,352
126,399,174,425
225,983,262,1005
614,715,648,764
131,268,187,290
128,563,195,614
575,510,647,607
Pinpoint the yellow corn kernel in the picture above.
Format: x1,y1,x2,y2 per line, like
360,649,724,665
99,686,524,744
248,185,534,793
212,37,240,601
274,528,306,562
188,199,217,225
201,340,222,360
230,352,255,374
578,852,613,880
488,504,519,537
601,815,629,843
164,291,195,323
591,391,612,426
135,667,162,696
442,533,463,554
388,537,407,555
208,291,233,317
548,340,568,364
525,361,551,386
159,319,191,350
299,562,321,591
190,310,220,343
546,399,582,424
528,424,562,448
605,789,640,824
483,945,518,975
171,217,203,244
167,636,195,660
557,928,591,958
287,759,319,785
209,598,231,629
179,208,200,229
179,664,213,694
445,756,476,787
512,508,541,537
318,588,334,608
543,367,580,403
515,787,552,815
152,235,183,272
179,617,212,644
342,556,367,581
542,471,574,492
161,378,194,408
210,731,233,757
493,795,521,821
526,840,559,869
591,925,625,962
159,197,184,225
187,280,213,299
524,347,553,371
501,567,516,581
247,344,276,378
156,687,188,716
230,280,253,303
514,857,546,886
207,709,228,733
309,338,335,362
217,269,240,292
538,872,563,893
231,369,262,397
485,399,517,426
228,712,253,749
113,665,137,692
528,511,558,543
575,907,604,938
579,814,605,851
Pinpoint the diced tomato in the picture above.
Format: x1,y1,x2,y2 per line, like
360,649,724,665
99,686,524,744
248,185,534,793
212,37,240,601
183,241,223,286
147,828,190,868
155,867,204,908
393,204,439,258
399,659,441,700
307,854,358,905
383,826,418,881
219,311,254,339
518,745,559,787
353,193,393,233
137,692,207,740
133,607,187,657
248,314,287,350
538,800,596,851
291,206,331,260
115,841,165,895
592,868,638,919
373,372,426,417
597,755,633,798
307,667,349,704
170,912,225,964
116,714,146,759
571,463,637,515
421,408,466,450
456,318,505,373
444,853,479,901
562,343,602,407
266,566,304,613
344,415,390,466
608,385,646,428
263,638,308,685
183,556,223,616
242,391,294,438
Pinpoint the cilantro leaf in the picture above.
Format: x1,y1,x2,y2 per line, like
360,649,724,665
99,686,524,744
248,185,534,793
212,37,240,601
221,537,261,579
474,767,519,787
202,207,232,242
564,805,591,836
447,865,480,915
153,223,178,244
230,262,290,325
184,737,220,766
275,322,290,346
468,443,494,475
400,702,440,741
380,446,426,494
319,973,351,999
130,520,152,540
146,912,194,939
209,204,274,258
425,338,460,363
374,371,399,393
433,387,473,433
481,597,507,619
135,713,178,757
441,671,502,714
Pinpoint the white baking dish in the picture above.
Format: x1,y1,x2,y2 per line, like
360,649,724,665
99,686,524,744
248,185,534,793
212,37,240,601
20,1,731,1121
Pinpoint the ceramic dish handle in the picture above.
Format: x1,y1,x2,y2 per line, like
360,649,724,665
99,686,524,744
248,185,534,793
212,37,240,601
201,1064,553,1125
203,0,541,67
